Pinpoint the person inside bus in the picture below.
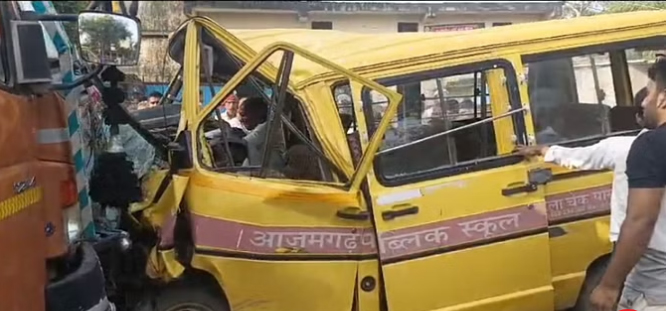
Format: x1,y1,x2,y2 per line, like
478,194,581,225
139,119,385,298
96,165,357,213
531,88,567,144
204,94,247,140
219,94,246,133
238,96,285,169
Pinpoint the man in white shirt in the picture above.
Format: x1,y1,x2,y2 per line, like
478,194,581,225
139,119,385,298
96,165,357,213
204,95,248,140
219,94,247,133
518,88,649,248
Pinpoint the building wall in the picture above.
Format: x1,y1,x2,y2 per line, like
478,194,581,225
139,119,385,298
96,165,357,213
196,11,547,33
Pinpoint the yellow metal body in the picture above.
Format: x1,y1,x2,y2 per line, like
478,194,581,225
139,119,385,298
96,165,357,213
137,11,666,311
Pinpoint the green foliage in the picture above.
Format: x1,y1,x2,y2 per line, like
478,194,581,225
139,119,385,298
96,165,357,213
564,1,603,17
601,1,664,62
52,1,88,14
52,1,88,43
604,1,666,13
79,15,132,62
565,1,665,18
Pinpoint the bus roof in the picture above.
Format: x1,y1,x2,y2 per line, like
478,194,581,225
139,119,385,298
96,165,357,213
224,10,665,86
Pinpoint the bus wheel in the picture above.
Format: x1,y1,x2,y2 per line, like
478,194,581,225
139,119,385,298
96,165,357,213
135,285,229,311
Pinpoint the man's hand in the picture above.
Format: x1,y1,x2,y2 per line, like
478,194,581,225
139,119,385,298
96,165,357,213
590,284,620,311
515,145,549,157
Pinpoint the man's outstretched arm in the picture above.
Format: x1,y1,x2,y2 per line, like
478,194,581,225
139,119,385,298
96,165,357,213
516,137,622,170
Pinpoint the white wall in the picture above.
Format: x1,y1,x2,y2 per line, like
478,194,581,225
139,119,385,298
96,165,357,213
195,9,654,106
574,61,654,107
197,11,547,33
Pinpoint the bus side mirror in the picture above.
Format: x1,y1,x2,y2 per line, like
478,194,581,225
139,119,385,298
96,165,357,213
78,12,141,66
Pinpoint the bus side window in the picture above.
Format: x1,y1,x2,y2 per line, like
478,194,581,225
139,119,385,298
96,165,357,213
624,47,665,98
362,64,509,182
523,36,665,144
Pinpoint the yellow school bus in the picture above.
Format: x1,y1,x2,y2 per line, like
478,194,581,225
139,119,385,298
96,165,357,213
126,10,665,311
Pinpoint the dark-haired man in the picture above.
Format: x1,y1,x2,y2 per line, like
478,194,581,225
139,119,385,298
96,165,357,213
138,91,163,110
147,91,162,107
590,57,666,311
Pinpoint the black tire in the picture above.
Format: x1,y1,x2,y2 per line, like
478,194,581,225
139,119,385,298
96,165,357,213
572,259,609,311
46,243,110,311
135,285,229,311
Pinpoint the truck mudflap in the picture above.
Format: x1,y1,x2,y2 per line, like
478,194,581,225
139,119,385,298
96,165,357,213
46,242,114,311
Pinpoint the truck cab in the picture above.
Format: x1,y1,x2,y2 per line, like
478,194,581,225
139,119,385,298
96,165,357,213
0,2,140,310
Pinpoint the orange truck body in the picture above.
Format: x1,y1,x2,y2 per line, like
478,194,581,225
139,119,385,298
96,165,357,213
0,2,111,311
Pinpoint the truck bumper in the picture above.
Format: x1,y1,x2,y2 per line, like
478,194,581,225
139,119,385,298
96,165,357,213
46,242,114,311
